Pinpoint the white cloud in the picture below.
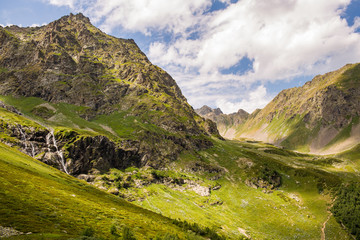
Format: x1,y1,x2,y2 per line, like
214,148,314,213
148,0,360,111
47,0,75,8
215,85,272,114
45,0,360,112
1,23,21,27
150,0,360,78
353,16,360,30
46,0,212,34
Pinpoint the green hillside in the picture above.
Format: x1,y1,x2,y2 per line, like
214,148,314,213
228,63,360,154
1,94,358,239
96,138,360,239
0,141,207,239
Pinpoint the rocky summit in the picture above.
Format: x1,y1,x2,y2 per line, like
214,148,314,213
195,105,249,139
0,13,220,174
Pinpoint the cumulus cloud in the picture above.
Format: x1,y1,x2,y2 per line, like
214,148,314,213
0,23,21,27
216,85,272,114
150,0,360,78
29,23,47,28
45,0,360,112
47,0,76,8
46,0,211,34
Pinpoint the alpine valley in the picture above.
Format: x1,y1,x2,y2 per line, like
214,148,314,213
0,13,359,240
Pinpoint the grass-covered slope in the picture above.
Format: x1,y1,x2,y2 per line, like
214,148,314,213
96,137,359,239
234,63,360,154
0,141,211,239
0,96,358,239
1,96,357,239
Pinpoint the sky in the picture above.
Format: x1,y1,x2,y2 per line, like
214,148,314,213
1,0,360,114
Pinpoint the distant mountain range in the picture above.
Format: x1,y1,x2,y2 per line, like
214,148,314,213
195,105,249,139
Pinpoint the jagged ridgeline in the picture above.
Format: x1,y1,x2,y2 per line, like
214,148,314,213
0,13,220,174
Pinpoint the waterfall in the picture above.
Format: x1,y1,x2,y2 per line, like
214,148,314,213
18,126,36,158
46,133,52,153
30,142,35,158
17,126,28,150
47,131,69,175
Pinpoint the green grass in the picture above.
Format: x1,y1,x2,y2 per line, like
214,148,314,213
0,142,200,239
0,67,8,73
337,63,360,90
128,139,355,239
0,95,358,239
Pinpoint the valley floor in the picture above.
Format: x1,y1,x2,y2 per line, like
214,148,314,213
96,139,359,239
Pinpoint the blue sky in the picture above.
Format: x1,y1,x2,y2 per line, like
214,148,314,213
1,0,360,113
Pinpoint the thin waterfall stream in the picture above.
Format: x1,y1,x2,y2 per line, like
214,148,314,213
17,126,28,150
47,130,69,175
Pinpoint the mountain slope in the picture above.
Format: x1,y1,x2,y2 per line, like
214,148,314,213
1,108,357,239
0,13,220,174
234,63,360,153
0,141,205,239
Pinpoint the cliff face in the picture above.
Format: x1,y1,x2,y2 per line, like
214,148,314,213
236,63,360,153
0,13,221,174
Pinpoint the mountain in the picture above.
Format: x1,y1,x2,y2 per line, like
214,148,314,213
222,63,360,154
0,13,359,240
0,13,220,175
195,106,249,138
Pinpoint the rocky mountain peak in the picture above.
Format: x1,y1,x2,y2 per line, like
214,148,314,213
196,105,223,116
195,106,249,138
50,12,91,29
68,12,91,23
0,13,188,114
196,105,213,115
213,108,223,115
236,109,249,117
